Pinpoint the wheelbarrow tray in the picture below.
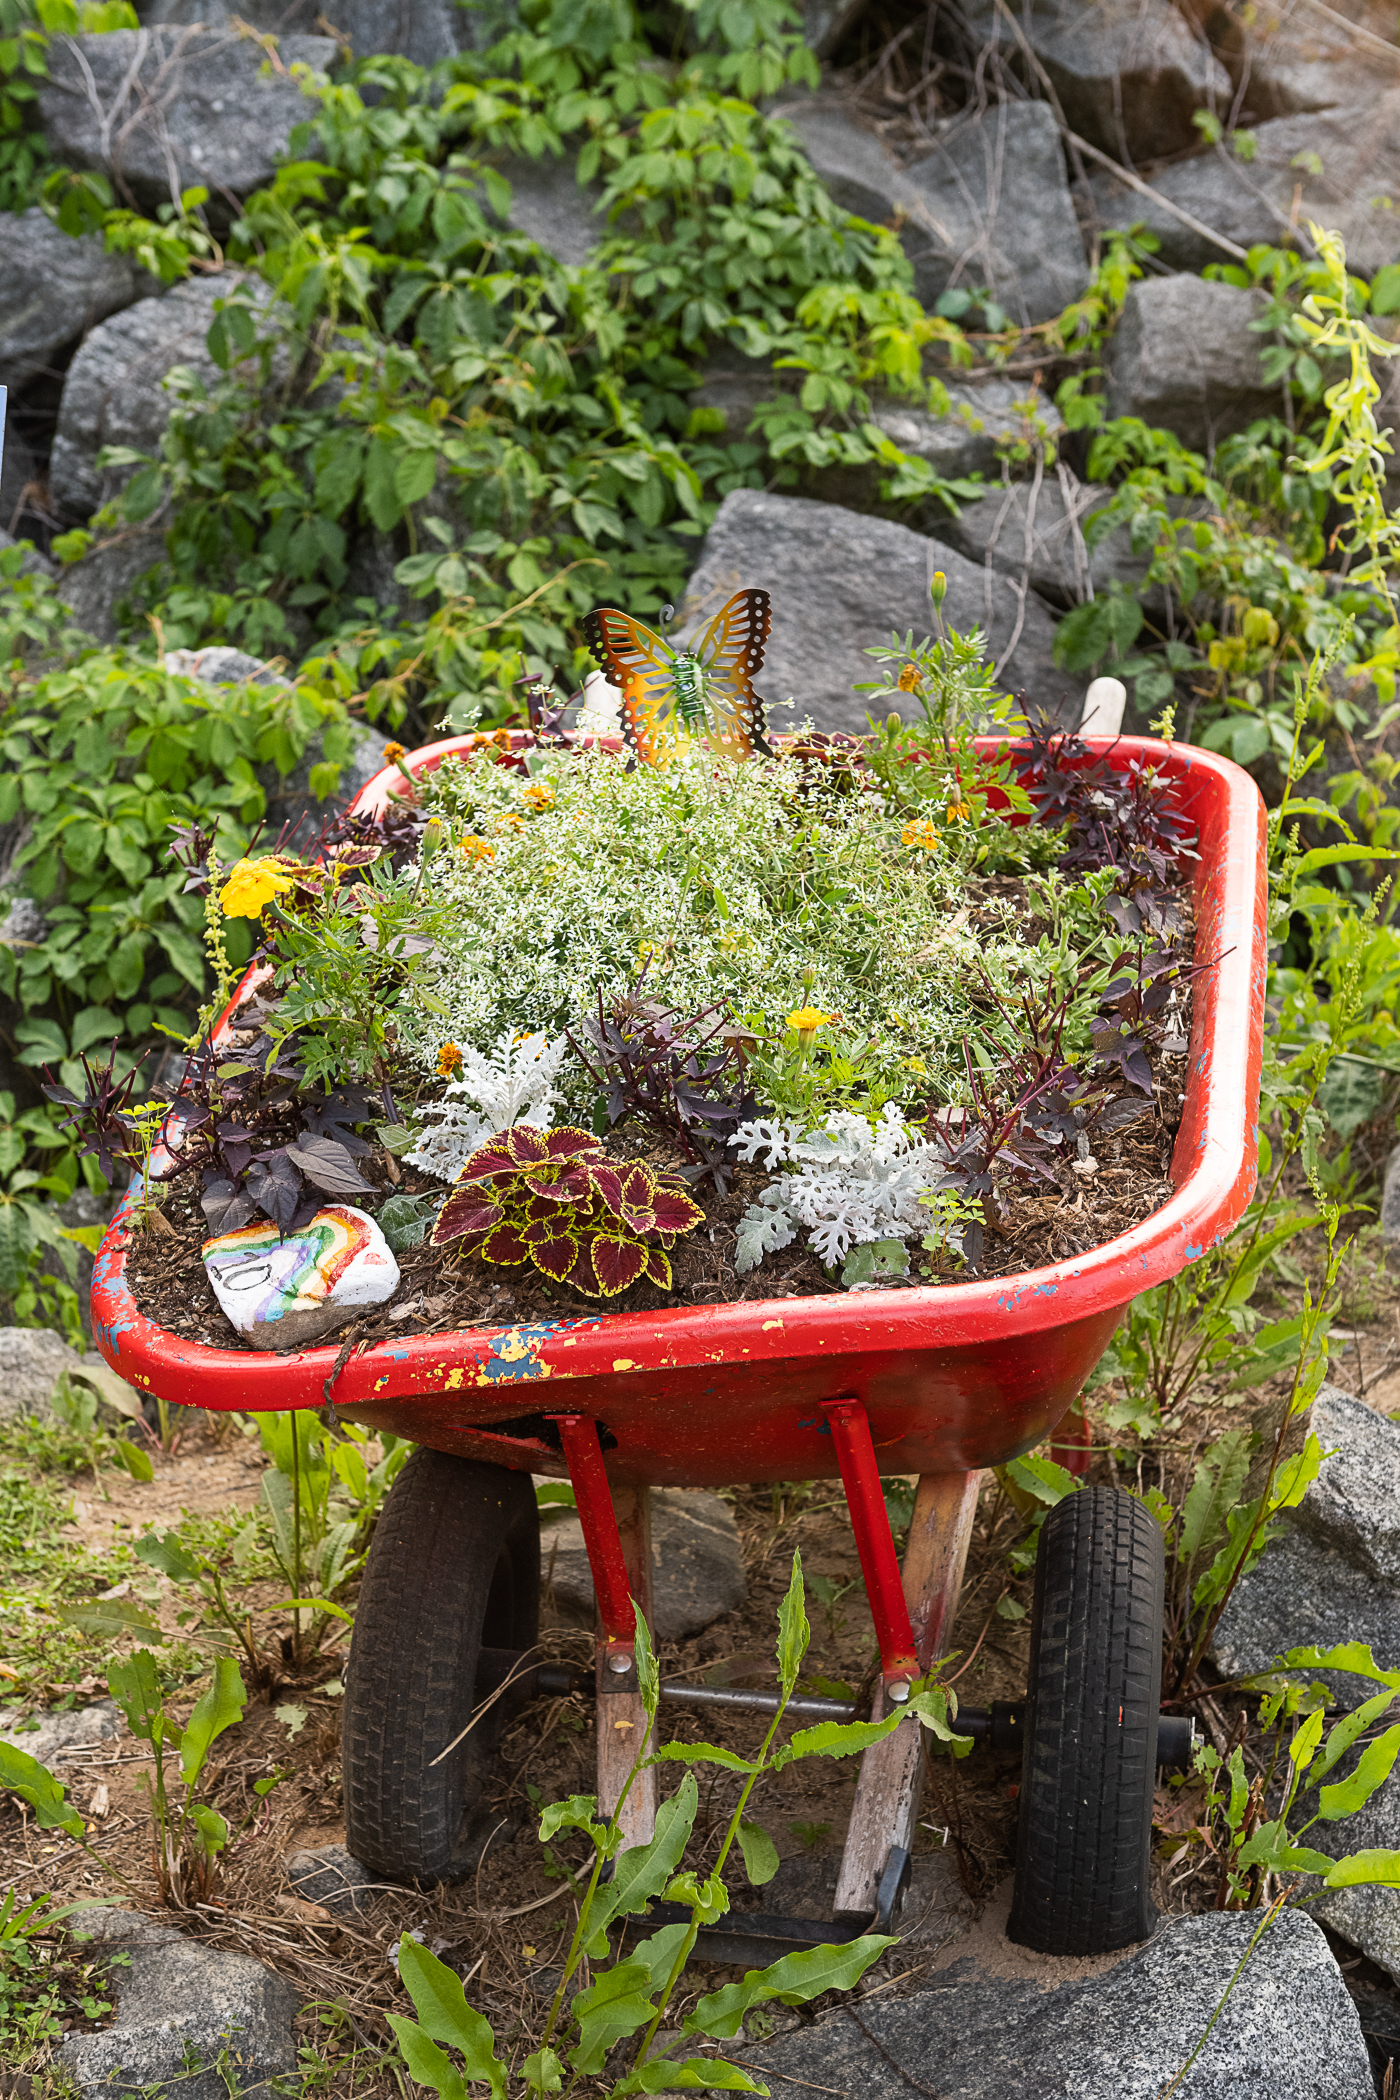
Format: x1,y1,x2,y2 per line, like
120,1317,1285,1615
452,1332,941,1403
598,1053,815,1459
91,734,1266,1486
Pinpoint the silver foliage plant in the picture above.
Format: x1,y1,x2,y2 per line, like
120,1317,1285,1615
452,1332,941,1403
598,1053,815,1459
732,1107,947,1277
405,1030,570,1182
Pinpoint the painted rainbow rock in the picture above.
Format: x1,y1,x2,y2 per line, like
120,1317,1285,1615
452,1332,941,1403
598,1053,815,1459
202,1204,399,1351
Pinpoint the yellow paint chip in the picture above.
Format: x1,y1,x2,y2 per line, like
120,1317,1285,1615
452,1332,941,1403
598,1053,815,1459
445,1367,465,1389
613,1358,635,1371
762,1319,784,1331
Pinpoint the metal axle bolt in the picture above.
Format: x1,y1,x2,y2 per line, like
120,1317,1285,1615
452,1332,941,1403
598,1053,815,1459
887,1679,911,1704
607,1652,633,1675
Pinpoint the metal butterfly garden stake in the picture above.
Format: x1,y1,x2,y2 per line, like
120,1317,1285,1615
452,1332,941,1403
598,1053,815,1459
582,588,773,765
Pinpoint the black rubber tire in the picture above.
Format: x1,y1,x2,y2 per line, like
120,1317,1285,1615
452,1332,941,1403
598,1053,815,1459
1007,1484,1164,1956
343,1449,540,1886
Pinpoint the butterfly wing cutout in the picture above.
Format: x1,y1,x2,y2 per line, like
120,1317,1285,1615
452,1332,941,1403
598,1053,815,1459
693,589,773,760
581,607,683,767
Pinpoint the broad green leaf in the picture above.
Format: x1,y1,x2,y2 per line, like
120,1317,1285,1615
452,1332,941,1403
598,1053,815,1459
909,1686,974,1755
662,1870,728,1924
686,1934,896,2040
397,1936,506,2097
108,1648,167,1743
1005,1452,1079,1506
1318,1057,1389,1138
114,1438,153,1483
539,1792,604,1843
776,1551,809,1696
386,2019,470,2100
188,1801,228,1858
1290,1708,1326,1773
616,2061,761,2094
773,1714,903,1769
627,1922,691,1992
522,2048,564,2095
1318,1726,1400,1820
0,1742,85,1839
179,1657,246,1786
1234,1819,1333,1875
1270,1436,1324,1510
635,1604,659,1722
59,1599,164,1644
737,1818,779,1887
568,1960,659,2074
1323,1849,1400,1888
586,1776,698,1953
1293,846,1400,876
1313,1693,1398,1785
1277,1644,1400,1688
652,1743,754,1772
1179,1430,1252,1565
135,1530,202,1584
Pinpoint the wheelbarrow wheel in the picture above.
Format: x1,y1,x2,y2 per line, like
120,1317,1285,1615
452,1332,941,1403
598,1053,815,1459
343,1448,540,1886
1007,1484,1163,1956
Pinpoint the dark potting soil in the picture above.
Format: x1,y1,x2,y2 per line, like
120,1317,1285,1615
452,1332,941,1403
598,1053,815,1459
122,1080,1183,1356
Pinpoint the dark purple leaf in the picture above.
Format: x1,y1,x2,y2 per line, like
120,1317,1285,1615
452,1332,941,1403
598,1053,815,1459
286,1133,374,1196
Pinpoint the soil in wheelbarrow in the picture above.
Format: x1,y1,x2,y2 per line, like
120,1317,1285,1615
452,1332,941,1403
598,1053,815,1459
123,1073,1182,1354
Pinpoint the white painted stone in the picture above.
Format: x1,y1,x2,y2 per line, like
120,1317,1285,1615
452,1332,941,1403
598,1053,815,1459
202,1203,398,1352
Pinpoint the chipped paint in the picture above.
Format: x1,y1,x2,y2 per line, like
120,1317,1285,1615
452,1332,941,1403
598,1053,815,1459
468,1321,567,1386
762,1319,785,1332
613,1358,636,1371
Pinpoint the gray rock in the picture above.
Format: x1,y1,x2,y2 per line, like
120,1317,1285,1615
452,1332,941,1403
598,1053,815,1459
1106,275,1277,454
0,207,154,393
0,1325,91,1421
925,468,1142,607
141,0,503,57
56,528,167,644
0,894,48,947
899,101,1090,326
681,488,1069,736
494,153,608,266
803,0,862,57
875,376,1067,483
0,1699,123,1762
39,29,335,217
957,0,1232,163
542,1487,746,1641
284,1841,379,1916
1214,1384,1400,1703
50,275,257,523
1088,92,1400,276
782,101,1089,325
62,1910,297,2100
1234,3,1398,119
1383,1139,1400,1244
739,1908,1371,2099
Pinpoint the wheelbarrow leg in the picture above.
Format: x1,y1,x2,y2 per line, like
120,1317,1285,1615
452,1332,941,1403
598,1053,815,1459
550,1414,658,1849
833,1468,982,1924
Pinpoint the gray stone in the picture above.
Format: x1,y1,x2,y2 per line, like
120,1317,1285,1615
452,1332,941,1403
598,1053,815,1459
782,101,1089,325
140,0,503,57
803,0,862,57
0,1699,123,1762
925,468,1143,607
0,894,47,946
0,207,154,393
284,1841,379,1916
494,153,608,266
1233,1,1399,119
50,275,259,523
875,376,1067,483
1106,275,1277,454
1383,1139,1400,1244
1214,1384,1400,1703
62,1909,297,2100
542,1487,746,1641
899,101,1090,326
737,1909,1371,2099
957,0,1232,163
1088,92,1400,276
39,29,335,218
681,488,1069,736
0,1325,91,1421
56,528,167,644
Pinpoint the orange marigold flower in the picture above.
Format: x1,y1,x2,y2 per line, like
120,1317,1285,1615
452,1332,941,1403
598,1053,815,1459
946,800,972,822
896,664,922,693
383,741,407,764
460,835,496,863
901,820,940,852
522,780,556,812
437,1042,463,1079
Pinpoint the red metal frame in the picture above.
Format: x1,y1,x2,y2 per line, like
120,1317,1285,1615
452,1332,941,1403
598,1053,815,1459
91,733,1267,1498
821,1398,918,1692
551,1413,637,1656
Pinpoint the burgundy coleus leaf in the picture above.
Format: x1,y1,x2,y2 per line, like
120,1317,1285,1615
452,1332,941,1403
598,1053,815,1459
530,1231,580,1283
504,1124,553,1167
541,1125,603,1164
459,1138,517,1182
616,1163,656,1227
481,1221,532,1266
651,1185,705,1238
432,1190,505,1244
588,1163,625,1217
643,1243,672,1290
588,1232,648,1297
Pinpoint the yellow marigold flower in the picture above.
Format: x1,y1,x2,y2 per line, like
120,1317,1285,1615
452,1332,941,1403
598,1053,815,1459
437,1042,463,1079
947,800,973,823
901,820,940,852
460,835,496,864
786,1004,834,1057
522,780,555,812
896,664,922,693
494,812,525,833
218,856,297,919
383,741,407,764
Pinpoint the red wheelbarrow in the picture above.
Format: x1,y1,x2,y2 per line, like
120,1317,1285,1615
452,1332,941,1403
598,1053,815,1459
91,734,1266,1960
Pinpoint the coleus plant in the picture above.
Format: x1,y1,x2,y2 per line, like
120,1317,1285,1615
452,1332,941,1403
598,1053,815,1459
430,1124,704,1298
